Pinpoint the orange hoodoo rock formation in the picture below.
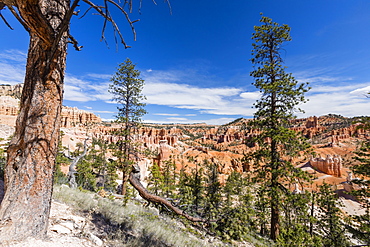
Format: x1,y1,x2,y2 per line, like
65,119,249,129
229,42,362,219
1,91,102,128
309,154,342,177
60,107,102,128
0,96,19,116
0,84,23,98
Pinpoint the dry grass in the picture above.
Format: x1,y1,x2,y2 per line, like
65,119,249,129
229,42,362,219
53,186,227,247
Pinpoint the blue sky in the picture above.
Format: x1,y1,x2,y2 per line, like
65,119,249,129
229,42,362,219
1,0,370,124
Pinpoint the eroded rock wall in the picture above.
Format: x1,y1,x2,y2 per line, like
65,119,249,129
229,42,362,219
61,107,101,128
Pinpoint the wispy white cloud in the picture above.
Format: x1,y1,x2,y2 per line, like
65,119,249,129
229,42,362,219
154,113,181,116
349,85,370,97
0,49,27,63
86,73,111,80
240,92,261,100
144,117,236,125
167,117,189,121
64,74,111,102
64,76,93,102
93,110,115,114
0,50,26,85
142,69,257,116
292,62,370,117
2,49,370,124
298,82,370,117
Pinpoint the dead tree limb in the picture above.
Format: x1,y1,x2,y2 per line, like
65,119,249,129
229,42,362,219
129,164,206,223
82,0,138,48
0,3,13,29
66,138,89,188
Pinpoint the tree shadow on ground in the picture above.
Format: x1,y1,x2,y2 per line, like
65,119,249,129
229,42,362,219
89,212,172,247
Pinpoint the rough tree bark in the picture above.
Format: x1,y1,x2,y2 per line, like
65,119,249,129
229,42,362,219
0,0,70,242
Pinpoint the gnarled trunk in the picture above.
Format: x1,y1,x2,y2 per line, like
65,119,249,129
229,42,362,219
129,165,206,223
0,1,68,242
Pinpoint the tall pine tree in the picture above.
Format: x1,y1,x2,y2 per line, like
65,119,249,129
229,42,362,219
249,15,310,241
349,120,370,245
109,58,147,196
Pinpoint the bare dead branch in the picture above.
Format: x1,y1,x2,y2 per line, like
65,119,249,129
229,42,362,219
129,165,206,223
0,12,13,29
7,5,29,31
55,0,81,44
79,5,93,19
82,0,131,49
68,33,83,51
164,0,172,15
0,2,13,29
123,0,133,13
100,0,109,44
106,0,138,41
50,0,81,56
66,138,89,188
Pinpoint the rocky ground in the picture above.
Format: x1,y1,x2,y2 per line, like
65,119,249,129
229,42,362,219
0,181,102,247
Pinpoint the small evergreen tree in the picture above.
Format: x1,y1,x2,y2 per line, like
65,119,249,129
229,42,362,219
85,138,118,192
177,163,194,211
254,185,270,237
216,171,255,241
249,15,310,240
161,159,178,198
176,161,205,217
278,190,321,247
350,134,370,245
148,161,165,196
109,58,147,196
190,162,205,214
76,158,97,192
54,131,74,185
0,139,6,180
203,160,222,228
316,183,349,247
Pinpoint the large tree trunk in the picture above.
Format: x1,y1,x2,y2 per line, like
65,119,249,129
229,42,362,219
0,1,68,242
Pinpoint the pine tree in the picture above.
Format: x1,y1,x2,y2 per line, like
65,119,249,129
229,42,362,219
54,132,69,185
177,163,194,211
278,190,321,247
76,159,97,192
349,131,370,245
316,183,349,247
254,185,270,237
0,138,6,180
84,137,118,192
147,161,165,196
109,58,147,196
161,159,178,198
176,160,205,217
191,162,205,214
249,15,310,241
203,160,222,227
216,171,255,241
